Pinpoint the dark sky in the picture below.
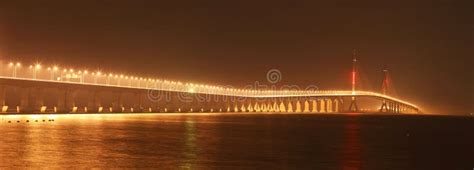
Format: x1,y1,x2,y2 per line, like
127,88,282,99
0,0,472,114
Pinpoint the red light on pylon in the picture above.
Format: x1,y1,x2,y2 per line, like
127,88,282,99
352,71,356,85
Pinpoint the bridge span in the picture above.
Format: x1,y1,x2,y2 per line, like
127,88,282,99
0,74,419,114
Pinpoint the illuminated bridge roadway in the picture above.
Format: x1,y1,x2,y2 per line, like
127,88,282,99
0,62,419,114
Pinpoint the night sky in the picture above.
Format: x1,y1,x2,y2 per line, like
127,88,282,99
0,1,472,114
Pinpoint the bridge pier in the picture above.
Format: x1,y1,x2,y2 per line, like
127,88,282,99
327,99,333,113
168,91,180,113
217,95,227,112
203,93,214,112
247,99,254,112
140,91,151,113
150,90,165,112
379,99,388,113
319,99,326,113
33,87,45,113
348,97,358,112
0,85,5,112
86,89,101,113
390,102,395,113
56,88,66,113
305,98,311,113
209,94,218,112
333,98,339,112
67,89,77,112
392,102,396,113
260,101,267,112
110,91,120,113
339,97,344,112
277,100,284,112
311,99,318,113
148,92,158,112
263,99,269,112
294,100,302,113
19,87,31,113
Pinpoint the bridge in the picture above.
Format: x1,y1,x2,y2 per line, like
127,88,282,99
0,57,419,114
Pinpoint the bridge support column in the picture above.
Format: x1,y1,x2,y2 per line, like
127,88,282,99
112,91,124,113
223,96,230,112
96,90,103,113
57,88,66,113
389,102,394,113
387,102,391,113
348,97,358,112
319,99,326,113
69,89,79,113
277,100,285,112
133,92,143,113
295,100,302,113
0,85,5,112
87,89,101,113
260,101,267,112
57,88,76,113
253,101,259,112
19,87,32,113
392,103,396,113
379,99,388,113
33,88,45,113
287,99,294,113
326,99,332,113
303,100,310,113
311,99,318,113
339,97,344,112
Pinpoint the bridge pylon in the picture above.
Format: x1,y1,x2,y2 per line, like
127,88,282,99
348,49,359,112
379,67,389,112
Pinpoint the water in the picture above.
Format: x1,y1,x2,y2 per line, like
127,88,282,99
0,113,472,169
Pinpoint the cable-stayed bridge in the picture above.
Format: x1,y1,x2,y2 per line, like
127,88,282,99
0,60,419,114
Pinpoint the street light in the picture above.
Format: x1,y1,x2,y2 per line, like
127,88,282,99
9,62,21,77
47,66,59,80
125,76,131,87
138,77,143,88
30,64,41,79
114,74,119,86
94,71,102,84
82,70,88,83
118,74,124,86
107,73,113,85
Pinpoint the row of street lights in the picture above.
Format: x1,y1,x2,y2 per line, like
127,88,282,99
5,62,159,87
6,61,375,99
6,61,319,96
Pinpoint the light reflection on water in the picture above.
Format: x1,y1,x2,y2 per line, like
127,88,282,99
181,118,196,169
0,113,472,169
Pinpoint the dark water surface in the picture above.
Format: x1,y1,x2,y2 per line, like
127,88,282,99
0,113,472,169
